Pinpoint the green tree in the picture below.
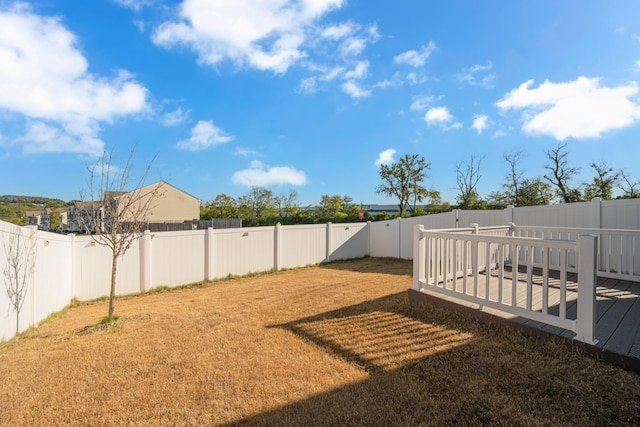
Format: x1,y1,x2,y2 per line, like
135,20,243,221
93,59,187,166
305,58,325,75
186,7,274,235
519,178,553,206
376,153,434,217
202,194,239,219
49,208,62,230
583,161,618,200
275,190,300,223
238,186,277,226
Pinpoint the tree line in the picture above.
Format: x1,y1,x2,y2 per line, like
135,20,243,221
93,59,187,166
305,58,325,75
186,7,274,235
200,188,385,226
375,143,639,214
202,142,638,226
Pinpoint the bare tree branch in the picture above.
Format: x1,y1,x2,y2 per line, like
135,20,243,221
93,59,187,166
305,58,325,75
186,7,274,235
79,148,162,318
3,225,36,334
456,154,484,209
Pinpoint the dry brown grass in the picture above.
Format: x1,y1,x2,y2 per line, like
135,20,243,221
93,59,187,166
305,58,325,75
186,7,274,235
1,258,639,426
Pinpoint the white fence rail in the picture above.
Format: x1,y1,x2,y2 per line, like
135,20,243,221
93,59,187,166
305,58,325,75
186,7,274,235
512,225,640,282
3,197,640,342
413,225,598,343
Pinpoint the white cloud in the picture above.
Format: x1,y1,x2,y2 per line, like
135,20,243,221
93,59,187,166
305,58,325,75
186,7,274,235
234,146,261,157
344,61,369,80
492,129,507,139
496,76,640,140
424,106,461,129
176,120,233,150
18,121,99,154
410,95,437,111
152,0,345,74
393,42,437,67
320,66,345,81
406,72,427,85
375,148,396,166
232,160,307,186
162,107,190,126
471,115,489,135
297,77,318,94
321,22,355,40
375,72,403,89
0,6,149,156
112,0,155,12
341,80,371,98
340,37,366,56
459,61,494,87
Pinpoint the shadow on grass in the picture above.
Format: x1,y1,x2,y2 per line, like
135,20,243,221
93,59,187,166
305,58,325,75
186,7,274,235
223,291,640,426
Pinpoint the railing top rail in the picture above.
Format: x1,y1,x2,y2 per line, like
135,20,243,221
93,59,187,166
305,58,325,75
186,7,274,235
421,228,578,250
424,225,512,234
512,225,640,236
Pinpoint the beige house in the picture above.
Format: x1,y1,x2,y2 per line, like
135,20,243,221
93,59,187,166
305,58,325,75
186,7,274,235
115,181,200,223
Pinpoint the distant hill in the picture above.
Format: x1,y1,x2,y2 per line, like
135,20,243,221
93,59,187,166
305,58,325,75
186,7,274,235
0,195,67,206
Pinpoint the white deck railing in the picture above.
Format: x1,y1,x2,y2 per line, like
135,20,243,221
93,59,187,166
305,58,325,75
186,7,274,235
511,225,640,282
413,224,598,344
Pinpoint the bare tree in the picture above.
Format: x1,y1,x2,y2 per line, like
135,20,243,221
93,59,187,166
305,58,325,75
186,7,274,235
81,148,163,319
543,143,580,203
503,150,524,206
3,225,36,334
618,169,640,198
456,154,484,209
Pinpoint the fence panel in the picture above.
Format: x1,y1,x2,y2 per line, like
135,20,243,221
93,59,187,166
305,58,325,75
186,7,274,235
73,235,141,301
370,220,400,258
213,227,274,278
601,199,640,230
514,201,599,228
329,222,368,261
457,209,511,228
32,231,73,325
280,224,327,268
151,230,206,288
399,212,457,259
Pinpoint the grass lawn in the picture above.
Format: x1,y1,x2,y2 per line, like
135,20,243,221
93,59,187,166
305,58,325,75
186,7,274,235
1,258,639,426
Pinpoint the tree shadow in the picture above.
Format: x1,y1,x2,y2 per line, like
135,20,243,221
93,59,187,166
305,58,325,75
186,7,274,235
221,290,640,426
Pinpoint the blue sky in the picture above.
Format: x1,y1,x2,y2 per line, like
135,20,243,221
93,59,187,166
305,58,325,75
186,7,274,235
1,1,640,206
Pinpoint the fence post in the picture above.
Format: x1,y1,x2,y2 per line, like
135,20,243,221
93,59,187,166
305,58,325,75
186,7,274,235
366,221,372,256
591,198,602,229
139,230,152,292
413,225,425,291
274,223,282,271
471,223,479,279
26,226,37,328
506,205,514,225
576,234,598,344
326,222,332,262
397,217,402,259
69,233,77,302
205,227,215,281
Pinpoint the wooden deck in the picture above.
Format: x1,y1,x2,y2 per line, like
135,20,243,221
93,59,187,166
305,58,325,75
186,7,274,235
409,268,640,368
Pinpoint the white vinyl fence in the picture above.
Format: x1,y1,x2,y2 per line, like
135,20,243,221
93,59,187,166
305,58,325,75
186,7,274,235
2,197,640,342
